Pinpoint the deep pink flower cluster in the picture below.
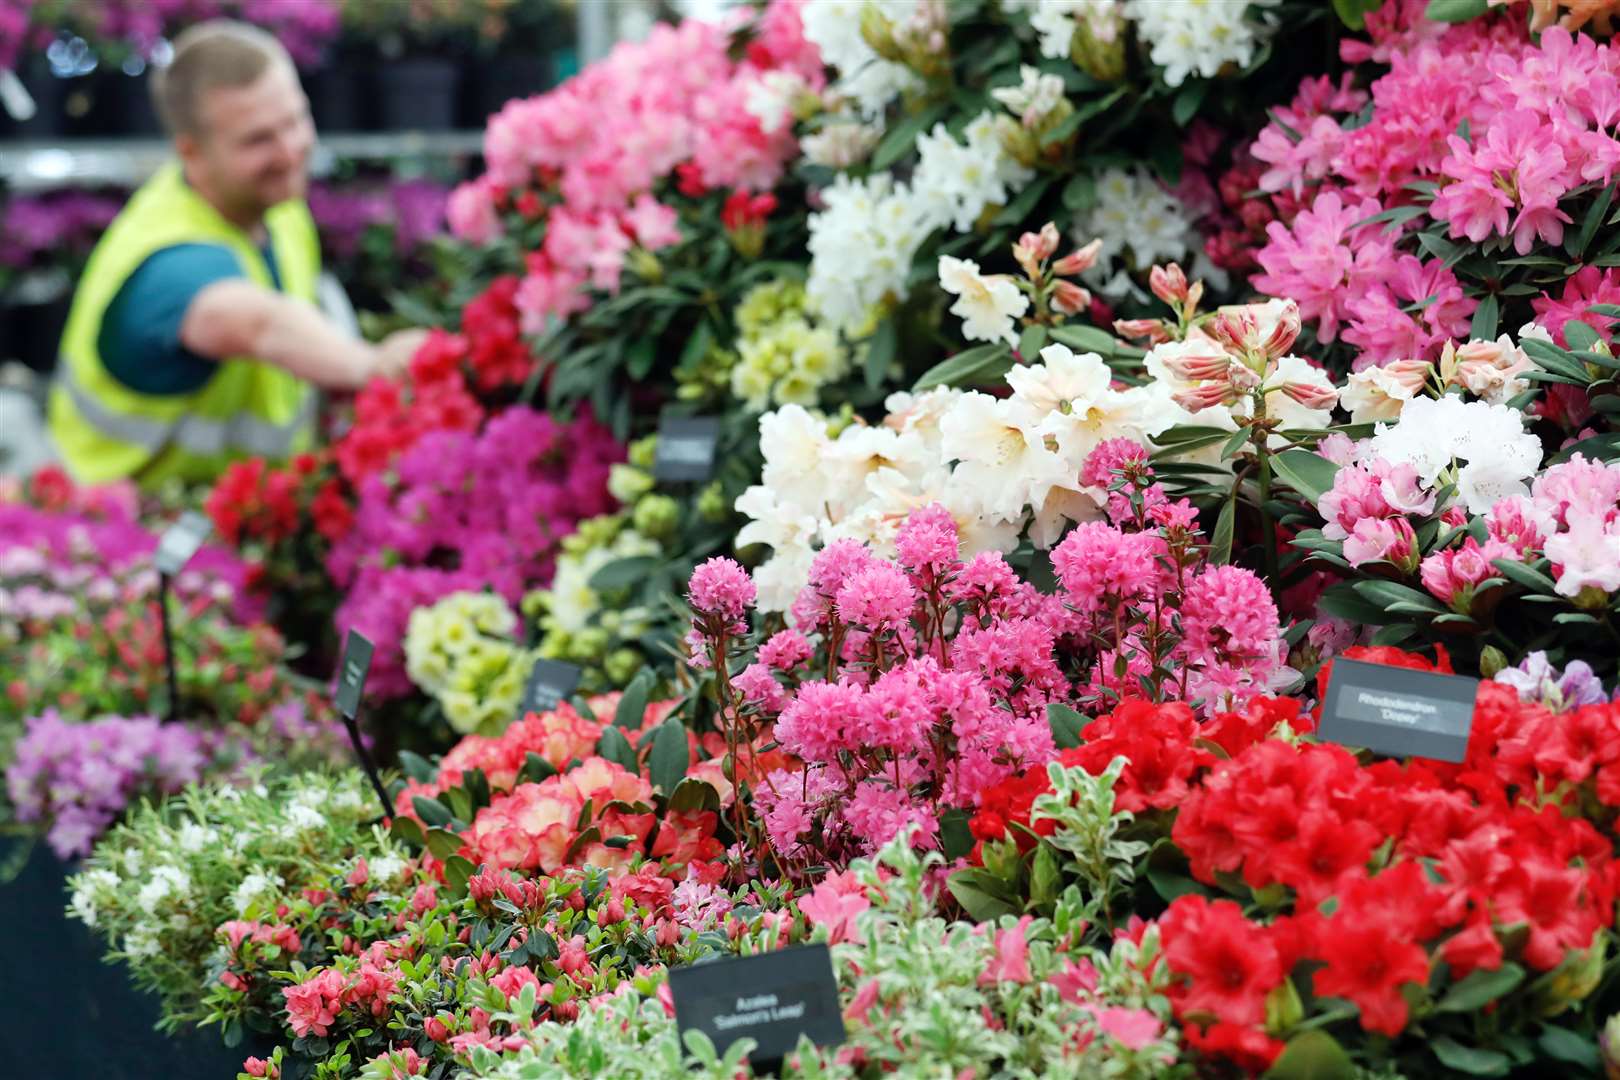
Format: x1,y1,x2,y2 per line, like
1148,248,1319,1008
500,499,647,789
1248,8,1620,367
329,408,621,697
446,1,822,332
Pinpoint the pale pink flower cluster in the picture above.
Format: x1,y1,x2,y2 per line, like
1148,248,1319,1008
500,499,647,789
1318,447,1620,609
446,2,822,332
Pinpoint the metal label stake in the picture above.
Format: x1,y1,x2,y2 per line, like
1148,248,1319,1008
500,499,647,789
334,629,394,818
152,512,211,724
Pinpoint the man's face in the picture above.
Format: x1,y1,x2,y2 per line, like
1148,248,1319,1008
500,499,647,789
181,62,314,219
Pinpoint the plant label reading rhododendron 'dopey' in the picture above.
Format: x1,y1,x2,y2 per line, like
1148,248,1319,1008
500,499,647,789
669,943,845,1064
521,657,582,714
653,416,722,482
153,511,211,576
1319,659,1480,763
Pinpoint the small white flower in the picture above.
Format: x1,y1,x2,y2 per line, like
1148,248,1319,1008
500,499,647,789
177,821,214,853
939,256,1029,347
991,64,1066,125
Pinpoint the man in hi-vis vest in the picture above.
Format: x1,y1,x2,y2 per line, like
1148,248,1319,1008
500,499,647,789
49,21,426,487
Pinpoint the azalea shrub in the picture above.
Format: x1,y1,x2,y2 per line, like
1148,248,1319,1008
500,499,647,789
686,488,1288,880
1,470,346,857
964,647,1619,1076
66,769,398,1030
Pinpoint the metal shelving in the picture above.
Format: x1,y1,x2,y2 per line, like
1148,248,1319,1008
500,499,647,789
0,130,485,191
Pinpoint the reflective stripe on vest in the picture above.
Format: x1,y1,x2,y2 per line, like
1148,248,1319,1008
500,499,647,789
55,356,316,459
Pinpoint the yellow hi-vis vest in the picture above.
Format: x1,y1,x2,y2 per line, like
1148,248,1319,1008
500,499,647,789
48,162,319,487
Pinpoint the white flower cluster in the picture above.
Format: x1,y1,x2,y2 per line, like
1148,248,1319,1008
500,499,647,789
801,0,923,117
805,173,936,335
1000,0,1125,60
1078,169,1197,299
736,344,1186,612
405,590,533,735
1126,0,1280,87
806,115,1032,334
1369,395,1544,514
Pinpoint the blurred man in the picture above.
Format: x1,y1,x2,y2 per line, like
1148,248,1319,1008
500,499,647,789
49,21,425,486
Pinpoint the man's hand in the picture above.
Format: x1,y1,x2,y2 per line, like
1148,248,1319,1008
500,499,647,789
370,328,430,381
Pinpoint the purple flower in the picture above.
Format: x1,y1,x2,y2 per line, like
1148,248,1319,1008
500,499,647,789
1494,651,1611,713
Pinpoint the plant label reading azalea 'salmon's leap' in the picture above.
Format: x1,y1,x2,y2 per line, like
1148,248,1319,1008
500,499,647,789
668,943,845,1064
1318,659,1480,763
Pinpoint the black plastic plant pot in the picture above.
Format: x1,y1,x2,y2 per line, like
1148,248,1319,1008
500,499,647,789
373,57,460,132
0,838,275,1079
463,51,554,127
303,64,368,133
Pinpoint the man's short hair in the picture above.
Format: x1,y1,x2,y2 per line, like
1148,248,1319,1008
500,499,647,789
152,20,294,138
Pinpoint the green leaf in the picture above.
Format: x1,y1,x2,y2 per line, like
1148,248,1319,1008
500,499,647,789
1061,173,1096,213
939,808,975,861
946,872,1019,921
993,175,1053,226
518,751,557,785
1210,495,1236,566
1171,80,1207,126
1438,963,1526,1012
1538,1026,1602,1068
649,720,690,795
1564,319,1602,353
398,751,436,784
1145,866,1205,903
668,777,721,814
1270,449,1341,502
1017,323,1048,360
597,726,639,773
1047,323,1124,355
1523,337,1591,382
1574,183,1616,259
1352,579,1447,614
913,343,1013,390
1470,293,1499,340
864,319,898,391
388,816,425,848
870,103,945,170
424,827,463,861
1424,0,1489,22
1264,1030,1356,1080
1490,558,1557,594
1317,584,1395,625
1047,702,1089,749
615,669,655,729
412,796,453,829
589,555,662,593
1029,844,1061,907
1430,1038,1511,1076
1332,0,1383,29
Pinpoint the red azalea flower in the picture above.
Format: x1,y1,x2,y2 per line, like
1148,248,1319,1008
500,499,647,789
1159,895,1282,1028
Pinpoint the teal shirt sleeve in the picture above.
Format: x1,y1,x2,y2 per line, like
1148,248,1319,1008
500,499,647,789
97,243,246,396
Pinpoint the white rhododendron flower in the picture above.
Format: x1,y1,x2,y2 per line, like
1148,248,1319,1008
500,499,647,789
939,256,1029,346
1370,395,1543,514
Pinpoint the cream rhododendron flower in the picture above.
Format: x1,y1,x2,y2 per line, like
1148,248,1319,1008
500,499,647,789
939,255,1029,347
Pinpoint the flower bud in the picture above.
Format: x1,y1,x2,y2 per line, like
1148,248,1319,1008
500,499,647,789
1278,380,1340,412
1051,238,1103,277
1172,381,1237,413
1149,263,1190,307
1051,279,1092,315
1160,345,1231,383
1113,318,1172,345
1013,222,1061,277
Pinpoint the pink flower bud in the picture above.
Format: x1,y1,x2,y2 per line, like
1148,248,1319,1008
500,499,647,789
1113,318,1172,345
1278,380,1339,411
1149,263,1190,306
1052,238,1103,277
425,1017,451,1043
346,859,368,887
1172,381,1237,413
1160,345,1231,383
1051,279,1092,315
1013,222,1061,276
